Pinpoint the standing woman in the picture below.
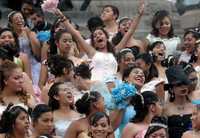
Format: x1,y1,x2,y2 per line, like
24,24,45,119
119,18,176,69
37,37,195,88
0,104,30,138
100,5,119,40
48,82,81,137
146,10,181,57
121,91,163,138
8,11,41,84
0,28,32,78
64,91,107,138
164,65,193,138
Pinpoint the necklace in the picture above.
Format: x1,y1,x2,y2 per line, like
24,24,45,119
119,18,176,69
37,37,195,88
177,105,185,111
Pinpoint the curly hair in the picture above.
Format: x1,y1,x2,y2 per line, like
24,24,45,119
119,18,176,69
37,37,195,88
47,55,74,77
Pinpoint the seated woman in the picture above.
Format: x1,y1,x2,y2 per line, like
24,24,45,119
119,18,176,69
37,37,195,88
0,103,30,138
121,91,163,138
144,116,168,138
164,65,193,138
48,82,81,137
182,99,200,138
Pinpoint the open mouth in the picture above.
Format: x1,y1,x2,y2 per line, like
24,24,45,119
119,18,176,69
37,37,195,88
97,38,103,43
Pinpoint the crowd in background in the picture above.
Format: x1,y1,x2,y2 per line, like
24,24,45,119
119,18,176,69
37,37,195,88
0,0,200,138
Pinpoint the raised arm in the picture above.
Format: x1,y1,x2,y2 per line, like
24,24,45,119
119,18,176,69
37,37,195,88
54,9,96,58
114,0,144,53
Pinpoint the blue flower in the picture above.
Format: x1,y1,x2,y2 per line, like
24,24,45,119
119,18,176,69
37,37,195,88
37,31,50,42
112,82,137,109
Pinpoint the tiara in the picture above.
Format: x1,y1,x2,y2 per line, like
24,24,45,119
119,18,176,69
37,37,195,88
149,123,167,128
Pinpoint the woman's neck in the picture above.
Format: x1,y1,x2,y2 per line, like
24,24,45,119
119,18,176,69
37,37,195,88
104,20,118,33
11,130,27,138
154,61,162,67
81,79,92,91
142,113,153,125
54,76,66,83
58,104,72,113
1,88,16,97
174,95,188,105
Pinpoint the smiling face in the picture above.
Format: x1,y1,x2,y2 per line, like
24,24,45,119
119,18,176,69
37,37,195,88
126,68,145,89
158,16,171,37
0,30,16,46
92,29,108,51
10,12,25,30
90,116,110,138
119,52,135,70
184,32,197,53
152,43,166,61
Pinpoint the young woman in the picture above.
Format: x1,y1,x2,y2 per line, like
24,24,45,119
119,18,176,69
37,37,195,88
87,112,113,138
179,30,199,63
8,11,41,84
144,116,168,138
53,1,145,81
64,91,108,138
48,82,81,137
41,55,74,104
164,65,193,138
100,5,119,40
0,104,30,138
31,104,58,138
0,60,36,115
116,48,135,80
146,10,181,57
121,91,163,138
182,100,200,138
0,28,31,79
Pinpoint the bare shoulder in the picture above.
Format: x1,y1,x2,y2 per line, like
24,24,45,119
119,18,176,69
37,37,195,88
182,131,193,138
121,123,139,138
0,133,5,138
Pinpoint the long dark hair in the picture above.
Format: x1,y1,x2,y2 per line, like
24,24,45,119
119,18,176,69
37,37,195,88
151,10,174,38
0,103,29,133
130,91,159,123
91,27,114,54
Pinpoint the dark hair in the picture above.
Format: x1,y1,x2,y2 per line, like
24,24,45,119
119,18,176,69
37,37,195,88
74,63,92,79
91,27,114,54
0,60,19,90
136,53,158,82
75,91,101,115
89,112,110,126
0,103,28,133
151,10,174,38
0,46,15,61
102,5,119,20
48,82,64,111
144,116,168,138
0,28,20,52
54,29,70,43
184,30,200,40
130,91,159,123
7,11,26,29
47,55,74,77
148,41,164,51
87,16,104,33
122,65,141,81
31,104,52,122
117,48,135,63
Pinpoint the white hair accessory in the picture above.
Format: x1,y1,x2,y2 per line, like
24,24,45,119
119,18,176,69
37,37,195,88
149,123,167,128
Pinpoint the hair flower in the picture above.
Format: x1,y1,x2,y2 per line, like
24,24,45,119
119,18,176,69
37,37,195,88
112,82,137,109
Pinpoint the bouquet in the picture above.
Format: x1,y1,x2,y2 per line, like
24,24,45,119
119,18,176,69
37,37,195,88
112,82,137,109
41,0,59,13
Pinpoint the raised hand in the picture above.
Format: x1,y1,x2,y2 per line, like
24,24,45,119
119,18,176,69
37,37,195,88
138,0,145,16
